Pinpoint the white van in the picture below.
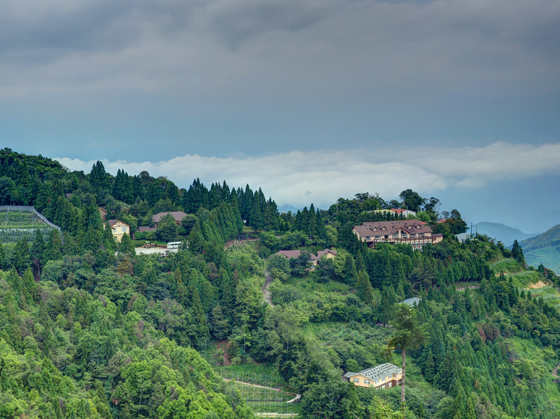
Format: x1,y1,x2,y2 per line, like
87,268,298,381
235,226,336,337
167,241,182,250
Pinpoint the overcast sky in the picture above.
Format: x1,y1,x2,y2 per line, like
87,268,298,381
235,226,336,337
2,0,559,232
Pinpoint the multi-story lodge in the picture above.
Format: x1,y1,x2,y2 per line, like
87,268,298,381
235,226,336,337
353,220,443,249
344,363,402,389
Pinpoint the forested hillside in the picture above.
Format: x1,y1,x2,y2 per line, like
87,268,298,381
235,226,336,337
0,148,559,419
520,225,560,273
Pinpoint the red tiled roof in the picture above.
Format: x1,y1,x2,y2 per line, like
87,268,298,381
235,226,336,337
390,209,406,214
437,219,447,223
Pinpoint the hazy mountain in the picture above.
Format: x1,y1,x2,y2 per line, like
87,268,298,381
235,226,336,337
474,222,540,247
520,224,560,272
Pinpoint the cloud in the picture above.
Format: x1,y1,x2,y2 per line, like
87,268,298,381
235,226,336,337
55,141,560,209
1,0,558,100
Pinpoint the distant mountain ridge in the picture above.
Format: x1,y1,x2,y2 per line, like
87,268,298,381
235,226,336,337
519,224,560,251
474,222,540,247
520,224,560,272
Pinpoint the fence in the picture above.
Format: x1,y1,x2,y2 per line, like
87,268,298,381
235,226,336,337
218,370,300,416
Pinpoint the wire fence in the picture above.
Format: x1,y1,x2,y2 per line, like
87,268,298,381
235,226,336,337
218,370,300,416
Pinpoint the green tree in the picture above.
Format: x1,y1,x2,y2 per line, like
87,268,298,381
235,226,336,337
386,303,430,416
12,238,30,274
156,213,178,242
356,271,374,305
399,189,425,212
45,229,62,261
30,229,45,273
118,233,136,257
210,304,229,340
250,194,264,231
0,241,6,270
180,214,198,235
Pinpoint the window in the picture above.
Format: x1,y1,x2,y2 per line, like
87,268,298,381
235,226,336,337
352,378,359,383
364,379,371,385
388,383,392,388
122,227,126,232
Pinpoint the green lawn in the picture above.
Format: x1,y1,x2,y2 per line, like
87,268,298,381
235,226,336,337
506,270,543,288
490,258,522,274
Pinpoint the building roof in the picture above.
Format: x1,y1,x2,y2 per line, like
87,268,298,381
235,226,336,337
137,226,156,232
108,219,130,227
353,220,433,238
275,250,317,260
317,249,337,258
437,218,447,223
344,363,402,381
152,211,188,223
401,297,422,306
274,248,337,261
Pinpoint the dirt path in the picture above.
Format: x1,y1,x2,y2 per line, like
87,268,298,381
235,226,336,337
263,270,274,306
527,280,548,289
553,363,560,379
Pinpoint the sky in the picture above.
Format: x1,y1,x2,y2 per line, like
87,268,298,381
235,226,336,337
1,0,560,233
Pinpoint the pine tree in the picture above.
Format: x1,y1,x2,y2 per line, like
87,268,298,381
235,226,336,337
307,204,317,238
82,224,101,253
387,303,430,413
342,255,358,286
355,250,366,273
211,304,229,340
7,267,23,303
356,271,374,305
104,221,117,251
250,194,264,231
424,349,436,382
0,241,6,270
118,233,135,257
31,229,45,267
189,282,210,347
22,267,38,304
12,238,30,274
